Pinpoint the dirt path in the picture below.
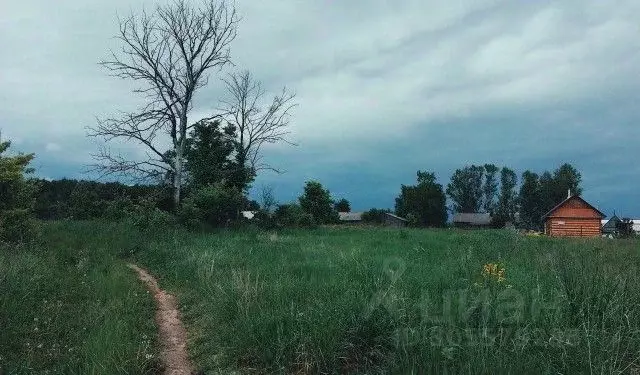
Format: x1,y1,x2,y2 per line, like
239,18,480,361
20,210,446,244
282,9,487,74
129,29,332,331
127,264,194,375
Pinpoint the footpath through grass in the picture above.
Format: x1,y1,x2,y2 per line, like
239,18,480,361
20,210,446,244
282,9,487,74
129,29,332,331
0,221,159,374
134,226,640,374
2,222,640,374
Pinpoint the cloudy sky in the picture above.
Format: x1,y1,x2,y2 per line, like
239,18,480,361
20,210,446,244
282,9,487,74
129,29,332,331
2,0,639,216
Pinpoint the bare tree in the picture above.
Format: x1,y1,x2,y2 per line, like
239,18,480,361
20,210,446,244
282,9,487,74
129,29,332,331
88,0,239,209
260,184,277,213
218,71,296,181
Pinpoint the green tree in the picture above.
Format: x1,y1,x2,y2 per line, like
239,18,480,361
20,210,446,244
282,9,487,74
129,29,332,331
0,138,37,242
537,164,583,215
616,218,635,238
519,171,541,229
494,167,518,226
334,198,351,212
361,208,390,224
184,119,240,189
538,171,555,214
446,165,485,213
34,179,169,220
259,185,277,213
395,171,447,227
551,163,582,203
483,164,499,214
298,181,338,224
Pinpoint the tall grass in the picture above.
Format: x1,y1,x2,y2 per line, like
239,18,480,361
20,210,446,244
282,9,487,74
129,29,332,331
134,227,640,374
3,222,639,374
0,221,160,374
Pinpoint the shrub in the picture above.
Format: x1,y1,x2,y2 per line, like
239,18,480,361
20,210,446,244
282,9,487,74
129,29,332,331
0,138,37,243
252,209,276,230
274,204,316,228
68,182,105,219
177,199,204,229
103,196,137,220
180,183,244,228
0,209,38,243
127,202,176,231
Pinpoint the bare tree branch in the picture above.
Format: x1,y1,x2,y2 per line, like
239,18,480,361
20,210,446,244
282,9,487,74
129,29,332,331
218,70,297,175
88,0,238,208
86,145,169,184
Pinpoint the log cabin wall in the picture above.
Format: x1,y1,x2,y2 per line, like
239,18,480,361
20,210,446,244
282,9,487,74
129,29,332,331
544,196,605,238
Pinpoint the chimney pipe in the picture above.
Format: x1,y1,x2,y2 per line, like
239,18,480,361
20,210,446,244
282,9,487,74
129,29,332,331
567,189,571,198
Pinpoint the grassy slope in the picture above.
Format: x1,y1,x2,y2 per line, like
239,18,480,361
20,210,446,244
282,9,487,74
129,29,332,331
0,221,159,374
134,227,640,374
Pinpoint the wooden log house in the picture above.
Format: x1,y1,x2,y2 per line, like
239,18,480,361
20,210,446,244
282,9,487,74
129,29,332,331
543,193,605,238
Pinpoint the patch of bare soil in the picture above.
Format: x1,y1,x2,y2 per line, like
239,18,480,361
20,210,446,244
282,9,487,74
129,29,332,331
128,264,194,375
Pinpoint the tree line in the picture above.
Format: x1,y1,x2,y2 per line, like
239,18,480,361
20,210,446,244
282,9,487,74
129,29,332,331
390,163,582,229
0,130,594,244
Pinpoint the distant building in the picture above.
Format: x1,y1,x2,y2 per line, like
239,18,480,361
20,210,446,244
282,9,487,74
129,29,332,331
338,212,363,224
452,213,492,228
383,213,408,227
543,194,605,237
241,211,257,220
601,215,622,235
601,216,639,236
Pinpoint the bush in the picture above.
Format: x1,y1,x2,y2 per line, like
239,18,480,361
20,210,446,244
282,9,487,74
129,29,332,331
103,196,137,221
0,209,38,243
274,204,317,228
1,138,38,243
129,205,176,231
180,183,244,228
177,199,204,229
68,182,105,219
298,212,317,228
252,209,276,230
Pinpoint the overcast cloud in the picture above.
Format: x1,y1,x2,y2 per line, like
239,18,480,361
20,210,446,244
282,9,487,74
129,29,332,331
1,0,639,215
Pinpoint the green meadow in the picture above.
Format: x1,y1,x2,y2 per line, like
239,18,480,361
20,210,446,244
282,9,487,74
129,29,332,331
2,222,640,374
0,222,159,374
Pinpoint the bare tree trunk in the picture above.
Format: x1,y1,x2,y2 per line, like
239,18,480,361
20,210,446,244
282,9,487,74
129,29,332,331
173,149,183,208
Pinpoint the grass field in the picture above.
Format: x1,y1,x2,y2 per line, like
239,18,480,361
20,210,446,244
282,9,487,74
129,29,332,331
0,222,159,374
2,222,640,374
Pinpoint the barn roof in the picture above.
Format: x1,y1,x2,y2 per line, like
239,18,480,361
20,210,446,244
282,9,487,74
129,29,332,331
384,213,408,222
602,215,621,229
452,213,492,225
543,195,605,219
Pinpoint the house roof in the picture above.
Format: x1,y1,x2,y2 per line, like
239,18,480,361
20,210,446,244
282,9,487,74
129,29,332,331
338,212,363,221
542,195,606,219
452,213,492,225
602,215,621,229
384,213,408,222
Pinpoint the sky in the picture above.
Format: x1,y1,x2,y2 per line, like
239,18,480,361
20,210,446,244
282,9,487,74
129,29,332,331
1,0,639,217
